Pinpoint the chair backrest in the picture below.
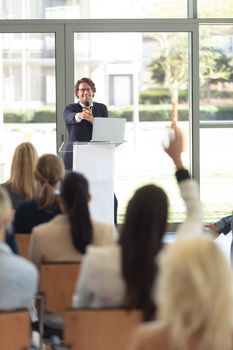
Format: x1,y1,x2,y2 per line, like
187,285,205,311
16,233,31,259
39,262,81,315
64,309,143,350
0,309,31,350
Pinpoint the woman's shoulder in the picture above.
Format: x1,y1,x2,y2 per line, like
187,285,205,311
1,182,27,209
92,220,115,235
32,214,64,234
92,220,118,244
86,243,120,261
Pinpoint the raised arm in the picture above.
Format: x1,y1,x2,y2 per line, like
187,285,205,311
163,123,203,238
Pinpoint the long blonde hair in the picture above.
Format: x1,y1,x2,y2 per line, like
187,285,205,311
0,186,12,228
7,142,38,199
156,236,233,350
35,154,65,211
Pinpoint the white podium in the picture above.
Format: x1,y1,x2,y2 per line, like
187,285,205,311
73,142,119,225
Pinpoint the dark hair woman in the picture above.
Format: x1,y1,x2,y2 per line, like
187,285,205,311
60,172,93,254
73,123,203,322
120,184,168,321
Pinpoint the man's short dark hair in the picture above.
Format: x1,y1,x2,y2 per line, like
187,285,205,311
74,77,96,97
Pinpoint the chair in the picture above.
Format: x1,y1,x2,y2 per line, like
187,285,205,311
0,309,31,350
16,233,31,259
64,309,143,350
39,262,81,315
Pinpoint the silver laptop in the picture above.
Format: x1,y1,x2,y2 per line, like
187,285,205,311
91,117,126,143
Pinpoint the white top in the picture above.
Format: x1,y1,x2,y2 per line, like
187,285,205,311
215,230,232,265
0,242,38,310
73,178,203,308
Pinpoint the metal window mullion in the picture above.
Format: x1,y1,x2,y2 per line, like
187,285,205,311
190,24,200,183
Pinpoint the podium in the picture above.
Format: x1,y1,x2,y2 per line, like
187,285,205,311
73,142,120,225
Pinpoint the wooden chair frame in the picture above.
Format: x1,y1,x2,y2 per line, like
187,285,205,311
38,261,81,316
0,309,31,350
64,308,142,350
15,233,31,259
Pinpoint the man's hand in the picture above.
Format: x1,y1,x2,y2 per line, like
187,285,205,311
204,223,221,235
81,107,94,124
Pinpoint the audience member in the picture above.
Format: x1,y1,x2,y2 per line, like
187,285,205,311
1,142,38,209
14,154,64,234
2,142,39,251
0,186,38,310
72,123,203,321
205,214,232,235
129,236,233,350
30,172,117,268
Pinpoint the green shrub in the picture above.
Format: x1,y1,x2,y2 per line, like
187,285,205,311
3,108,56,123
109,105,233,122
32,108,56,123
200,89,233,99
139,88,188,104
4,110,33,123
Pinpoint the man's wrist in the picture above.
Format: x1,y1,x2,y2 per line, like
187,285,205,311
75,113,81,123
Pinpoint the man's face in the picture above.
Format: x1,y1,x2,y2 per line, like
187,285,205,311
76,82,94,105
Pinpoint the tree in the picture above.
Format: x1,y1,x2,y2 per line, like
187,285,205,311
200,47,232,103
148,32,233,120
148,33,188,121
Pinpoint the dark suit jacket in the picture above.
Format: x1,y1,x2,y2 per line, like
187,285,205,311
63,101,109,169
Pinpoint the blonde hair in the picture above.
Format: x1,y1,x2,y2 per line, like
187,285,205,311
35,154,65,211
8,142,38,199
156,236,233,350
0,186,12,227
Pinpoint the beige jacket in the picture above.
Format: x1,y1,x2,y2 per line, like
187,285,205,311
29,214,117,268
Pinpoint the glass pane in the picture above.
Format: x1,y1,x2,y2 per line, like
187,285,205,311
200,128,233,222
73,32,190,223
199,25,233,121
0,33,56,182
0,0,187,19
198,0,233,18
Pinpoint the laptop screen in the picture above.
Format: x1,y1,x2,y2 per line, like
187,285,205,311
91,117,126,143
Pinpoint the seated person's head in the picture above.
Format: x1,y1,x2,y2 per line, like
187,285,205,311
11,142,38,176
35,154,65,186
121,184,168,255
0,187,12,238
59,172,92,254
35,154,65,210
119,184,168,321
156,236,233,348
8,142,38,199
59,172,90,212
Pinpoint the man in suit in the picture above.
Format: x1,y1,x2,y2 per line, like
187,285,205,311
63,77,108,170
63,77,118,226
